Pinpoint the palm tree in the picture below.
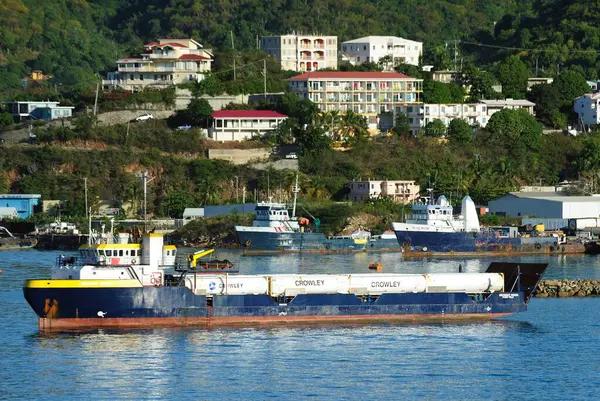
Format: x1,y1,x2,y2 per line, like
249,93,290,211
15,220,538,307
339,111,369,145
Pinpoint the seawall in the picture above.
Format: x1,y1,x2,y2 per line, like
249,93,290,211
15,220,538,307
533,279,600,297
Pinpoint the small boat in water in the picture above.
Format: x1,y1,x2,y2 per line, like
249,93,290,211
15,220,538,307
22,234,548,330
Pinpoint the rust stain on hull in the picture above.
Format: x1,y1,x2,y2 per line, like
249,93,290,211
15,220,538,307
39,313,513,331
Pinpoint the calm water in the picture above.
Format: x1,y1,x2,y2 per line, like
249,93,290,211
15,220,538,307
1,250,600,400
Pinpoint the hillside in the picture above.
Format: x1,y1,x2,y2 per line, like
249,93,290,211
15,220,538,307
0,0,531,92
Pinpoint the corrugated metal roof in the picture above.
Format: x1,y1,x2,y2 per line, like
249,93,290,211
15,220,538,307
508,192,600,202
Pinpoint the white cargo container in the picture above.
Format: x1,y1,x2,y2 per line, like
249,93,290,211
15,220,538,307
187,274,269,296
269,274,350,296
425,273,504,293
349,274,427,295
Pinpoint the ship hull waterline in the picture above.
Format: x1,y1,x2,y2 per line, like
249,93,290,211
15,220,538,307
395,230,585,258
24,285,526,331
38,313,514,330
236,230,400,253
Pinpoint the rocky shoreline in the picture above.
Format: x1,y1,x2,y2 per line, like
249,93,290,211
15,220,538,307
533,279,600,297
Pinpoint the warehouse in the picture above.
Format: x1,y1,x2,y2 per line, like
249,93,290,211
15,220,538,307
488,192,600,230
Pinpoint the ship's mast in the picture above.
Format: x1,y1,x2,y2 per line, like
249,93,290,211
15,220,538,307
291,174,299,218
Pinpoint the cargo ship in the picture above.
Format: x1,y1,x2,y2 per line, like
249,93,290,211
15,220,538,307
235,177,399,254
392,190,584,257
23,234,548,330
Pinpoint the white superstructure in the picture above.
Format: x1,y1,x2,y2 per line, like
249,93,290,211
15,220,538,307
391,190,480,234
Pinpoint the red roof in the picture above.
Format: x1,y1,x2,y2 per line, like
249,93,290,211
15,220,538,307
179,54,209,60
288,71,414,80
211,110,288,119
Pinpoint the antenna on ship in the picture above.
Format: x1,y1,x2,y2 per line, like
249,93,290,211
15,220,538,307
291,174,299,218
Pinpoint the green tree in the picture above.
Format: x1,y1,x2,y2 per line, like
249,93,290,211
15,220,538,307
185,98,213,128
0,110,13,129
465,68,498,101
497,56,530,98
528,84,562,127
423,119,447,138
447,119,472,143
486,108,542,152
394,63,423,79
423,80,453,103
392,112,410,136
158,189,196,218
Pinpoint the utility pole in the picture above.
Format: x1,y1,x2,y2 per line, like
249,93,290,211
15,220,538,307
454,40,458,71
138,170,155,232
291,174,299,218
231,31,236,81
263,59,267,99
84,177,88,219
235,176,239,203
93,82,100,117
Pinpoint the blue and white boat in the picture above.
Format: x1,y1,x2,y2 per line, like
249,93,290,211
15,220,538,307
235,177,399,254
392,190,578,255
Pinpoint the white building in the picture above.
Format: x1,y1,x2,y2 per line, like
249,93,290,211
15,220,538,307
288,71,423,132
489,192,600,230
400,98,536,132
209,110,288,141
417,103,489,128
103,39,213,91
574,93,600,126
3,101,74,122
341,36,422,69
348,180,420,203
260,34,338,72
478,99,535,116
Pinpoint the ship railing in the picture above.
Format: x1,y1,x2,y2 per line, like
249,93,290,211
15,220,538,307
55,256,82,268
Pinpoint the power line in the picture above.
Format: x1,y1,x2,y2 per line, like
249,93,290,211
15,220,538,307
459,41,599,55
205,57,269,78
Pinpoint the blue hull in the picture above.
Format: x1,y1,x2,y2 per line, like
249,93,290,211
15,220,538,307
23,286,526,330
395,230,558,253
237,231,400,253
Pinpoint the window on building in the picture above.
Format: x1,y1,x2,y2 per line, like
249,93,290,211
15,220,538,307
357,57,360,62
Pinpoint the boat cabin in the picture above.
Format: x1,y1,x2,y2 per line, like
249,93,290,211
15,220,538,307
252,201,300,230
77,243,177,266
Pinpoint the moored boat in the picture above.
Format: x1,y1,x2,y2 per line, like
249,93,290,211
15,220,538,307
0,226,37,250
23,234,548,330
392,189,584,257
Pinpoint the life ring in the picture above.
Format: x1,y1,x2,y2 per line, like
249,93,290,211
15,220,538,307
534,243,541,250
325,244,331,250
131,258,137,265
244,239,251,248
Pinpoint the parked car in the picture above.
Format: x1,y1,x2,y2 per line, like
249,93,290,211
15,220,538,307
177,124,192,131
285,152,298,159
135,113,154,121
